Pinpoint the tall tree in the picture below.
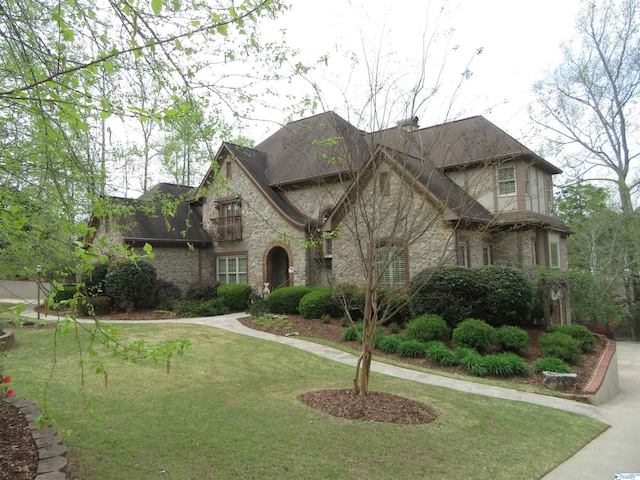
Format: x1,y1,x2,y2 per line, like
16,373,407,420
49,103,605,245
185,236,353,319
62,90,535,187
531,0,640,304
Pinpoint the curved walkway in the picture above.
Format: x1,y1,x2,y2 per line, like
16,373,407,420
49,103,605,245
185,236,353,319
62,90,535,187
3,296,640,478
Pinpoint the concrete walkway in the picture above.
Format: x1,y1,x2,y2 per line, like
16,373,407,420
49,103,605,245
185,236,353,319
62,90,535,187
3,294,639,478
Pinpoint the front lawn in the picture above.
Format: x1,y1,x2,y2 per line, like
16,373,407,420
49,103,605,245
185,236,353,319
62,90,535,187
4,324,606,479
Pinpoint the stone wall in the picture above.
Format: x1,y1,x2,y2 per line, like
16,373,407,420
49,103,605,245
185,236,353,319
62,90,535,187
131,245,213,291
204,153,310,287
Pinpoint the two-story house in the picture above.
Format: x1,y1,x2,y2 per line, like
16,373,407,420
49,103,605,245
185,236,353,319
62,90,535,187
195,111,570,291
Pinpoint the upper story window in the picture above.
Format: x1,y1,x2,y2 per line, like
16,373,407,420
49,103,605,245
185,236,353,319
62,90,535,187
524,166,531,196
225,161,233,179
497,166,516,196
213,196,242,241
545,176,554,214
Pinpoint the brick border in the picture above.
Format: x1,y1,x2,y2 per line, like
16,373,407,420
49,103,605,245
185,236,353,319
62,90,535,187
584,334,616,395
1,396,71,480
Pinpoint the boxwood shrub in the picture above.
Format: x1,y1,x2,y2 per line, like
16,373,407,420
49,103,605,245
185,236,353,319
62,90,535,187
217,283,251,311
495,325,530,355
452,318,495,354
299,287,337,319
550,324,596,352
267,286,313,314
403,314,450,343
539,332,582,364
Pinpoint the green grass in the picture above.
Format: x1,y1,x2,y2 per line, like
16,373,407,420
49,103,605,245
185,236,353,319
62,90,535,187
4,324,606,479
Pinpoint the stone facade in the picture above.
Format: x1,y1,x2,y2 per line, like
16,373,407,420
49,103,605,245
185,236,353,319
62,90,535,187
204,154,310,288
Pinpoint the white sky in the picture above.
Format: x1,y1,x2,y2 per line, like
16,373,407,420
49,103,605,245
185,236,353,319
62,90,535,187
257,0,582,147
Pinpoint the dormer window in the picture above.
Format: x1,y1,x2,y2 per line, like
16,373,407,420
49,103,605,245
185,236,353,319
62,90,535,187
497,166,516,196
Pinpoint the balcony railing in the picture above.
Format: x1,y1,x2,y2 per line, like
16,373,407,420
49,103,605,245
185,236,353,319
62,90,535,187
211,215,242,241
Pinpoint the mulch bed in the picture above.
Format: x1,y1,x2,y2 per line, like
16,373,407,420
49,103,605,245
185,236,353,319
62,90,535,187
237,315,607,393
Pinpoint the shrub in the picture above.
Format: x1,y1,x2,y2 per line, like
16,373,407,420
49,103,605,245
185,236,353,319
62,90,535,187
397,340,427,358
474,266,534,327
79,295,112,316
483,354,514,377
388,322,401,334
268,286,313,314
550,324,596,352
456,349,489,377
452,318,495,354
378,334,404,354
425,341,457,366
321,314,331,324
533,357,574,374
408,265,535,327
539,332,582,364
104,259,157,310
332,284,366,320
342,325,362,342
155,279,182,308
247,297,270,318
217,283,251,311
408,266,476,326
299,288,338,319
490,352,530,377
482,353,529,377
403,314,450,343
342,323,384,347
184,281,218,301
377,288,411,326
168,298,228,317
53,284,78,303
495,325,530,355
81,261,110,297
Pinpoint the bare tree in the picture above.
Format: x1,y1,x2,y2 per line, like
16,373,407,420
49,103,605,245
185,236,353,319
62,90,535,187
531,0,640,302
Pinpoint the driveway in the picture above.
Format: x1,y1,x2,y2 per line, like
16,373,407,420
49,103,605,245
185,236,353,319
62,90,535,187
543,341,640,478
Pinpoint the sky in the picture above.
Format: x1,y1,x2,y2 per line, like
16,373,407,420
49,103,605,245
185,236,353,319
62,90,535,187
255,0,583,148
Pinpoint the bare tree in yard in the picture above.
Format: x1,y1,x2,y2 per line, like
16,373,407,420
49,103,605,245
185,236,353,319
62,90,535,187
335,131,494,394
291,40,498,394
531,0,640,305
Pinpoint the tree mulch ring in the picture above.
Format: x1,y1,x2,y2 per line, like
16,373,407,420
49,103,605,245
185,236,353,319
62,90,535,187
298,389,438,424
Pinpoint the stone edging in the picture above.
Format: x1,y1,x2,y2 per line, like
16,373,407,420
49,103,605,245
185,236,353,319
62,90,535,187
1,396,71,480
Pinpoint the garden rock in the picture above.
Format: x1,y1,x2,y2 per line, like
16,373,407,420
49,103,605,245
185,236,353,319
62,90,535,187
542,371,578,391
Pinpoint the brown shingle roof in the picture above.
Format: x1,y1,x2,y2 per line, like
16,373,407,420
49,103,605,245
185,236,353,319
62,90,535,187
106,183,210,246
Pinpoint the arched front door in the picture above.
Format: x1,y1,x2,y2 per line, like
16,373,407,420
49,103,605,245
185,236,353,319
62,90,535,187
266,246,291,290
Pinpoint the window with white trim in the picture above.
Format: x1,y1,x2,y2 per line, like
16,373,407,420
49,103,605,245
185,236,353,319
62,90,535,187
524,166,531,196
217,255,247,284
375,243,406,287
497,166,516,196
